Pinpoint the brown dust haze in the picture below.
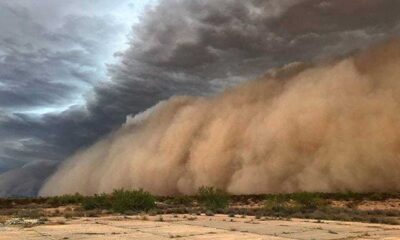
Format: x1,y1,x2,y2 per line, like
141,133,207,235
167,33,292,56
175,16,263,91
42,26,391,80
40,40,400,196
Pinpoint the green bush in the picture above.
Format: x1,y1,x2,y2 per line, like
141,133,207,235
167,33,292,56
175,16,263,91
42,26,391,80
169,195,193,206
111,189,155,213
197,186,229,211
82,194,111,210
264,195,290,212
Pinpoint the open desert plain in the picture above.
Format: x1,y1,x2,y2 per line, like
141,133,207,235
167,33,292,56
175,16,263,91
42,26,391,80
2,192,400,239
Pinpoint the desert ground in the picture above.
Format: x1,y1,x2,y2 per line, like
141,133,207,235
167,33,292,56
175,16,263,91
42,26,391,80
1,214,400,240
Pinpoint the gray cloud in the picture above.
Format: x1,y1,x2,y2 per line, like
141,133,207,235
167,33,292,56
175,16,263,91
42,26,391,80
0,2,126,111
1,0,400,196
0,0,136,196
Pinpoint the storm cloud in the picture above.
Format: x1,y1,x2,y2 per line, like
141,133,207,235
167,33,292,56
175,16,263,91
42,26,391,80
2,0,400,196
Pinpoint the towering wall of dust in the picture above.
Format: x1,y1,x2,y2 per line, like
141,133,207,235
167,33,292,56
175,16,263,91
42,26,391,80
40,40,400,196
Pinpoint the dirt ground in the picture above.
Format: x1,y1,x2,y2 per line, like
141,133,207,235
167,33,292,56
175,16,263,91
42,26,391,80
1,214,400,240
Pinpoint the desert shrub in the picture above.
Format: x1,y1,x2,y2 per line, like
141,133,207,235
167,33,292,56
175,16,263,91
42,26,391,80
72,206,83,212
380,218,399,225
263,192,332,218
345,200,361,209
65,207,72,211
327,191,362,201
0,208,18,216
82,194,111,210
205,210,215,216
111,189,155,213
47,193,84,206
369,217,380,223
0,199,12,209
17,209,43,219
320,192,400,201
363,192,400,201
148,209,161,216
81,198,96,210
197,186,229,211
289,192,327,210
265,193,290,202
366,209,385,215
170,195,193,206
264,196,305,218
264,194,290,212
63,212,74,219
385,210,400,217
85,209,101,217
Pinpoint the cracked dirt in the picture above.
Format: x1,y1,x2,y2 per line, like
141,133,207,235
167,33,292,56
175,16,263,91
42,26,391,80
1,214,400,240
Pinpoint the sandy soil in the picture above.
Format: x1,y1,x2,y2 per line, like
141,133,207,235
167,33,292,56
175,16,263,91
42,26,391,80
1,214,400,240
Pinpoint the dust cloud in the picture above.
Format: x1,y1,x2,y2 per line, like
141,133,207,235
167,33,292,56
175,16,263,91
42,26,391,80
40,40,400,196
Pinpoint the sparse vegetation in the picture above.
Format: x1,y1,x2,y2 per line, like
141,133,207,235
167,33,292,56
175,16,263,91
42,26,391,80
1,190,400,225
16,209,44,219
46,193,84,207
111,189,156,213
74,189,156,213
168,195,192,206
264,192,329,216
197,186,229,211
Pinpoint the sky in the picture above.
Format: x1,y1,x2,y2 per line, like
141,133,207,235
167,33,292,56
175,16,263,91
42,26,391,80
1,0,400,196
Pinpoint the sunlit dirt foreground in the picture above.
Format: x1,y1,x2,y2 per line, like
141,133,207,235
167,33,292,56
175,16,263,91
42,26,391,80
1,214,400,240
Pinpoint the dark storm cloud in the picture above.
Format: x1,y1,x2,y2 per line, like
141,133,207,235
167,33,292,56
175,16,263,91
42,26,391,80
115,0,400,89
2,0,400,196
0,1,126,111
90,0,400,125
275,0,400,35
